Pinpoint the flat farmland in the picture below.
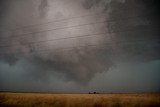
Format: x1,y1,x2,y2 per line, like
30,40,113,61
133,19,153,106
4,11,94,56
0,92,160,107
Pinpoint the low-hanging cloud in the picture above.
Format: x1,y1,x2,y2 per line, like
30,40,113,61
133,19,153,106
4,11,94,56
0,0,113,85
0,0,160,92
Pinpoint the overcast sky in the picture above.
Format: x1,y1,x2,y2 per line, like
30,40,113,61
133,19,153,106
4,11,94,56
0,0,160,93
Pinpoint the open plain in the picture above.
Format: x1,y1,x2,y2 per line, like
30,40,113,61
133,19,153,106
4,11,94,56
0,92,160,107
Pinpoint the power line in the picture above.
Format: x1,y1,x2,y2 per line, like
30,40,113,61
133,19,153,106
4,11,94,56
0,14,151,39
0,27,158,48
0,16,154,47
0,12,104,32
6,20,106,38
0,32,105,47
0,38,159,56
0,8,152,33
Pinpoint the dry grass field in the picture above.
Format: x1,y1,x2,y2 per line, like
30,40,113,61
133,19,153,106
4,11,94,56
0,92,160,107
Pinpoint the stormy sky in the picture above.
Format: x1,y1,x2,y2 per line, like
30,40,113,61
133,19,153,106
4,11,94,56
0,0,160,93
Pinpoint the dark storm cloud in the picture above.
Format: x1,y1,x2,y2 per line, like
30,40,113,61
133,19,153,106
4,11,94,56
26,47,112,84
106,0,160,61
82,0,160,61
0,0,113,85
0,0,160,92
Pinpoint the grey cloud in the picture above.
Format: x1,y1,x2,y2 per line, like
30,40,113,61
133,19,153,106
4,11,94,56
106,0,160,61
0,0,113,85
88,60,160,92
0,59,159,92
18,47,112,84
0,0,160,92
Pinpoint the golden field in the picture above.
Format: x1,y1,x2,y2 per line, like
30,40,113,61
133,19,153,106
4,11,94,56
0,92,160,107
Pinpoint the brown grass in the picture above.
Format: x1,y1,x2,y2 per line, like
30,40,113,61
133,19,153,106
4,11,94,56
0,92,160,107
